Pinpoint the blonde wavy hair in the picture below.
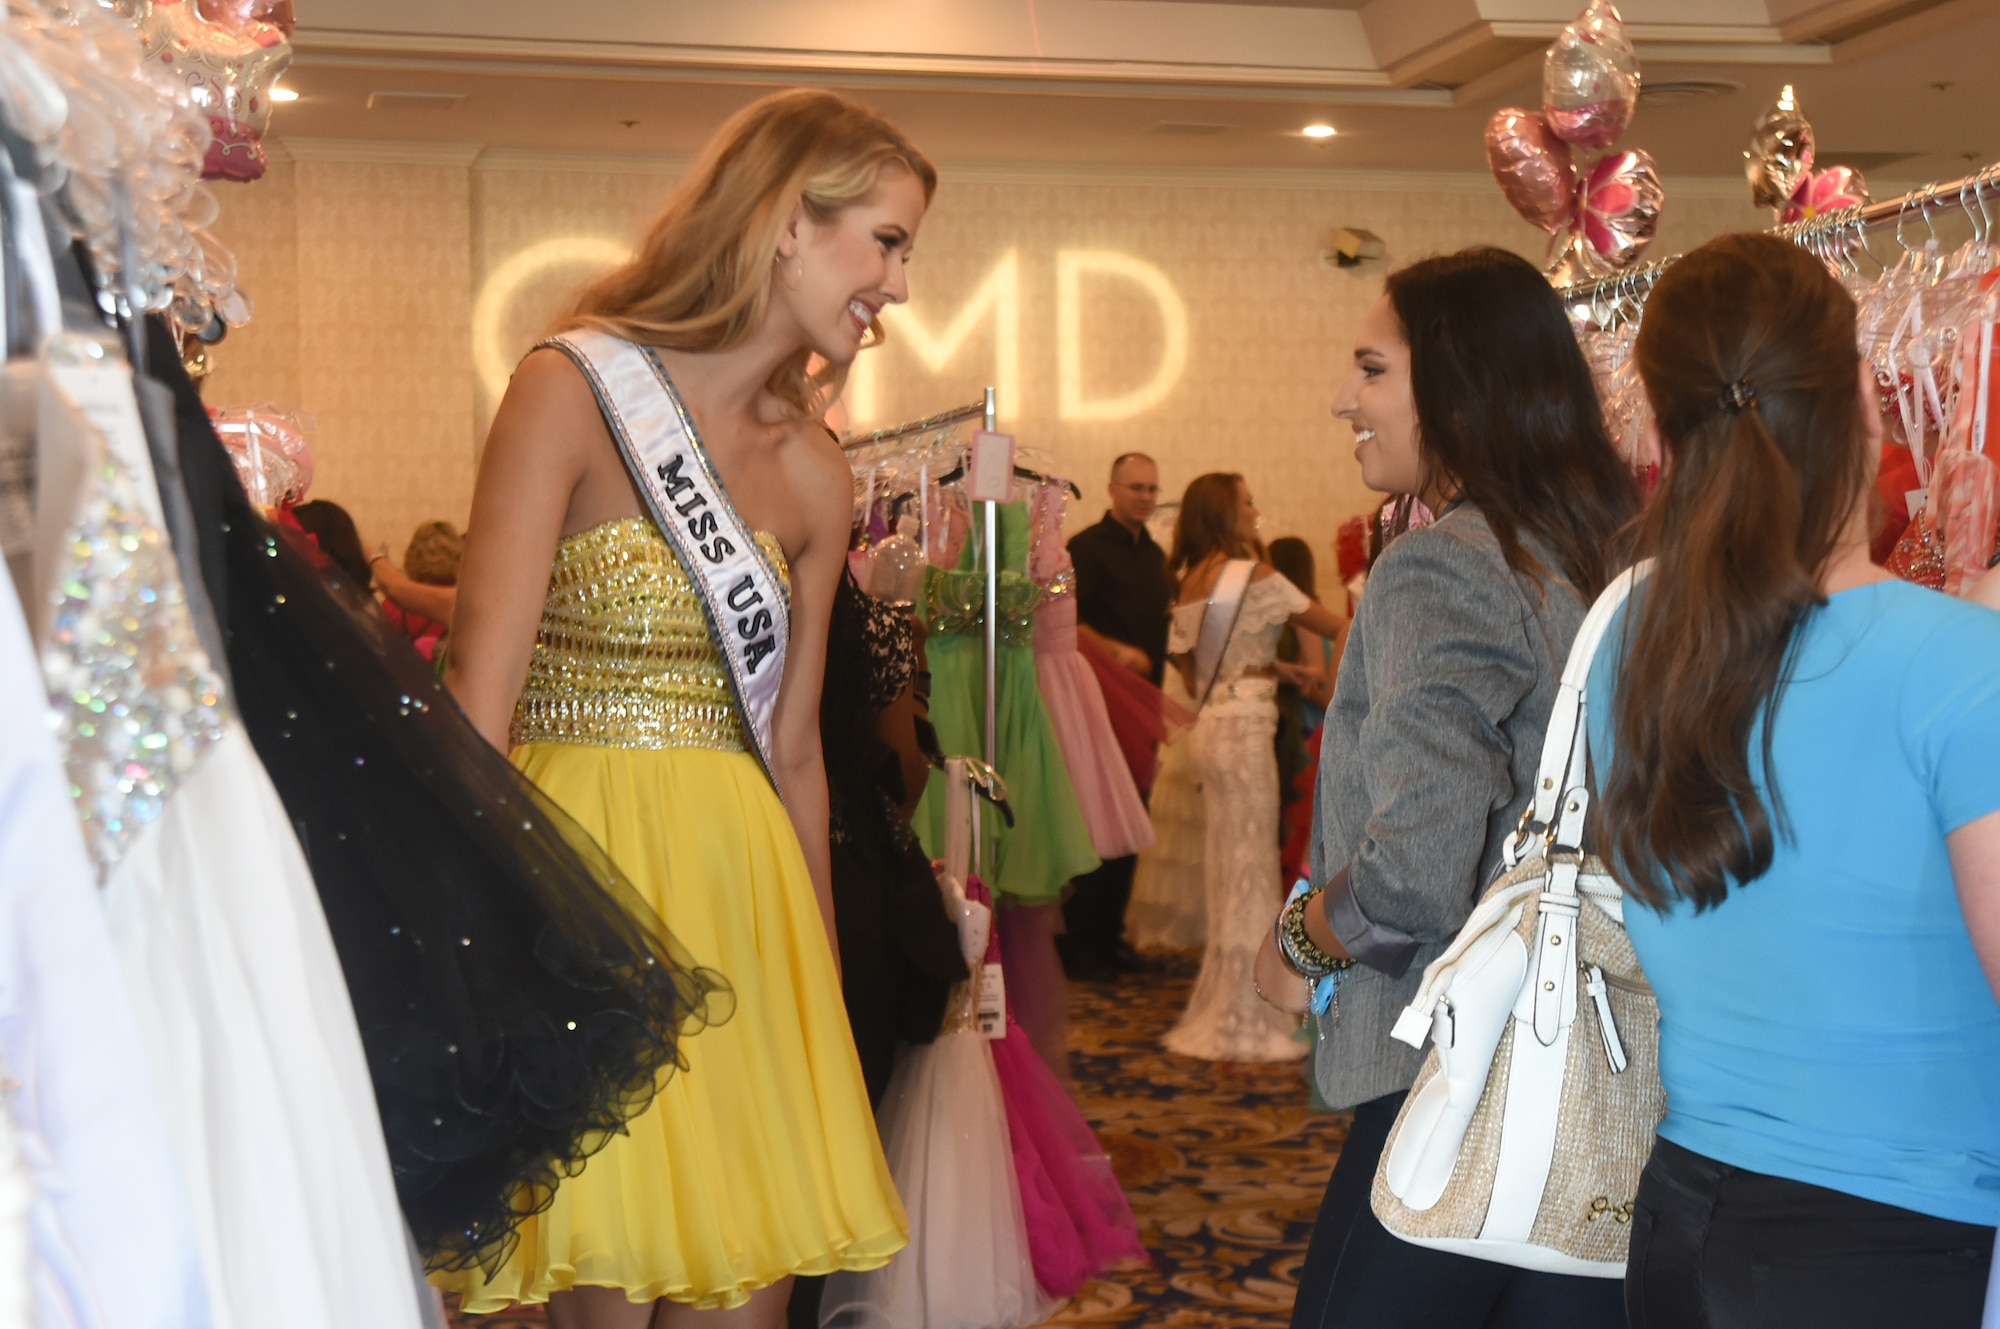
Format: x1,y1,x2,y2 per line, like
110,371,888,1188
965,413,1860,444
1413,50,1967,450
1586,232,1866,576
561,89,937,418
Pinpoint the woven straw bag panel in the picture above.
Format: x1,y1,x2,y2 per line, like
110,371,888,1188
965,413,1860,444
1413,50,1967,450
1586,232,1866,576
1371,855,1665,1263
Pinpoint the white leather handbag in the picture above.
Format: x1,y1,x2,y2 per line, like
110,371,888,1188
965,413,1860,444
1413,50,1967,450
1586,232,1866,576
1369,562,1665,1277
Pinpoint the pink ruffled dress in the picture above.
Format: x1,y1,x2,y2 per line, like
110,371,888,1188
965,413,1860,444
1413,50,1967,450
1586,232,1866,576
1028,485,1155,861
990,882,1149,1298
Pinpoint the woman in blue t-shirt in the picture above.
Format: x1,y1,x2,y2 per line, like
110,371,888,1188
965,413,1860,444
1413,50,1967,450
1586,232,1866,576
1593,232,2000,1327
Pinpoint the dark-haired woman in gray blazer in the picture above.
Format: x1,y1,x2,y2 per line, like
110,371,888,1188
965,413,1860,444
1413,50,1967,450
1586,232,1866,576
1256,248,1638,1329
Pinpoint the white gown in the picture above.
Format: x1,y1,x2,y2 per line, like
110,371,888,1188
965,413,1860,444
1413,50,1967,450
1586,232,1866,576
33,352,425,1329
1127,669,1207,954
0,566,211,1329
1161,573,1313,1063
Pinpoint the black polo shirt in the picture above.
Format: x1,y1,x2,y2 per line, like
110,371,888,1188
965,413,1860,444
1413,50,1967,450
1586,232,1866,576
1068,512,1171,685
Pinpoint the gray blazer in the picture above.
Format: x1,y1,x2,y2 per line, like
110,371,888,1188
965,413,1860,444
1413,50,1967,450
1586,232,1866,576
1310,503,1584,1111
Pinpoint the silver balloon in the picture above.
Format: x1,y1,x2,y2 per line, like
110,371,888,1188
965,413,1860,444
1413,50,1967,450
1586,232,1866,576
1543,0,1640,150
1745,85,1815,211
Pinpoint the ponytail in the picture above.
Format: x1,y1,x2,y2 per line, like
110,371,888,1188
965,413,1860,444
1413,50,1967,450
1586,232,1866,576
1602,235,1871,911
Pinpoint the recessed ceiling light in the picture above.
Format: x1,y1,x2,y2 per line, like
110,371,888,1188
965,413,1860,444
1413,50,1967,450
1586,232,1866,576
270,85,299,102
1302,123,1337,139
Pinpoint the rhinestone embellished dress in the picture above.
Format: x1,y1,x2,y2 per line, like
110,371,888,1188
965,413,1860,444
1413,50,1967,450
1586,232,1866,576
34,354,425,1329
434,517,907,1312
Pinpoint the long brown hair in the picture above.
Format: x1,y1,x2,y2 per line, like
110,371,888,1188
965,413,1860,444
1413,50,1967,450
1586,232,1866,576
1169,472,1254,593
1384,247,1637,599
1602,234,1873,912
562,89,937,417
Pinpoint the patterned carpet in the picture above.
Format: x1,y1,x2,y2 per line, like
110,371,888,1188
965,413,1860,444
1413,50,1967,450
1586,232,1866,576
446,955,1349,1328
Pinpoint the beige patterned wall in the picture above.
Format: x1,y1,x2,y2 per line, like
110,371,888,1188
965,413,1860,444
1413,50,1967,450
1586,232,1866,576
208,144,1765,567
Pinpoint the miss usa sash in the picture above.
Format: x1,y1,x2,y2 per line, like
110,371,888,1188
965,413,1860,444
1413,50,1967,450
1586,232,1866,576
542,331,790,790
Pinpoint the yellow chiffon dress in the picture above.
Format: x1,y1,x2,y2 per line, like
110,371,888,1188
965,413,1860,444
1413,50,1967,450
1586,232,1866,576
435,517,907,1311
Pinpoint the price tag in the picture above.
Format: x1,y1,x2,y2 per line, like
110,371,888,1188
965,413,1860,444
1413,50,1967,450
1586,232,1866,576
967,430,1015,502
1906,487,1928,521
976,962,1007,1039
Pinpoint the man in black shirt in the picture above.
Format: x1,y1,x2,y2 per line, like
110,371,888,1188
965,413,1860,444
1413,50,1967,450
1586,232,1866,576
1061,453,1172,980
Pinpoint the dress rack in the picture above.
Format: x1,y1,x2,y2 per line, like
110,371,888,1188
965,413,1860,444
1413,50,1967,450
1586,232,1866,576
842,388,1007,778
1557,160,2000,317
840,400,986,451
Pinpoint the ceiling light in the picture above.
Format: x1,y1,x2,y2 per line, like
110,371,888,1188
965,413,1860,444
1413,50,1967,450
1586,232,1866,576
1302,123,1336,139
269,85,299,102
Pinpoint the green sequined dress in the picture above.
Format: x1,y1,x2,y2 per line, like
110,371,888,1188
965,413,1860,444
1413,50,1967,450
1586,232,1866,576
914,502,1100,904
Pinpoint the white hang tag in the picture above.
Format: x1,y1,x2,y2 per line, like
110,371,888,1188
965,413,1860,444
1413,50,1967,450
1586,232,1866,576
976,962,1006,1039
967,430,1015,502
1907,487,1929,522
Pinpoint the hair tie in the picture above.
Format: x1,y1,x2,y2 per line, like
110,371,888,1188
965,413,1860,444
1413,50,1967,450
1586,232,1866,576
1720,377,1759,414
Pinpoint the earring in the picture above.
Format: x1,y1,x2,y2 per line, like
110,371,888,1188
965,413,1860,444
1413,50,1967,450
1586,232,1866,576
775,252,803,289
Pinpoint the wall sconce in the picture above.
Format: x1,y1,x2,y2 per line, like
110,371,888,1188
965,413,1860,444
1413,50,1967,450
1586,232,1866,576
1321,227,1385,268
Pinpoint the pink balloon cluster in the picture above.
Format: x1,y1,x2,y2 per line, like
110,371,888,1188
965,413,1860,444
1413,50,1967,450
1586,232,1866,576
1484,0,1663,282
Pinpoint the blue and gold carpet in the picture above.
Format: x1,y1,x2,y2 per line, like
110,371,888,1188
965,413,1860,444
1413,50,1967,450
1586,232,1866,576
447,955,1348,1327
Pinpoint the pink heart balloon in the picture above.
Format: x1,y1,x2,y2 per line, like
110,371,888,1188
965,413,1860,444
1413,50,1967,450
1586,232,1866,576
1544,0,1640,150
1486,108,1576,234
1780,165,1869,224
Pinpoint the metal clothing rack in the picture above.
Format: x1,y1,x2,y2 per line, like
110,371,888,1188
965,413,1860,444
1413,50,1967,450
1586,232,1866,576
843,388,1007,783
840,399,986,451
1557,160,2000,315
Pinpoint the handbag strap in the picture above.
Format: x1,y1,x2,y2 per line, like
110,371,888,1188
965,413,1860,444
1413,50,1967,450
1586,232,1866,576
1514,560,1655,860
1521,559,1652,1045
1193,558,1256,706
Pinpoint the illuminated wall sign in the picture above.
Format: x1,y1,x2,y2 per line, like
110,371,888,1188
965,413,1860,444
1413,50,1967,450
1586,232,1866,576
475,240,1189,425
840,247,1189,425
846,248,1019,423
472,236,632,404
1056,250,1189,422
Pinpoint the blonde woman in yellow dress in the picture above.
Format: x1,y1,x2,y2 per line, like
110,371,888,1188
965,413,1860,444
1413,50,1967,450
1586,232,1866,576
438,90,925,1327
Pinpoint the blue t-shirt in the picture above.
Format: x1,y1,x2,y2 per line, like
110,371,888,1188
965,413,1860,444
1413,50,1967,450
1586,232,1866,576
1586,580,2000,1226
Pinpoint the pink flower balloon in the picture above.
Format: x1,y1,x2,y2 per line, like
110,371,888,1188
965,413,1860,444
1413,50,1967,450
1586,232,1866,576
1781,166,1870,224
1486,108,1576,234
1578,149,1663,267
1547,149,1664,282
1544,0,1640,150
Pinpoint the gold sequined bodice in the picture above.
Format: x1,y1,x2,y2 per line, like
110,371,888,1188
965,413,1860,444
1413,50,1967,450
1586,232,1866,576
511,517,789,752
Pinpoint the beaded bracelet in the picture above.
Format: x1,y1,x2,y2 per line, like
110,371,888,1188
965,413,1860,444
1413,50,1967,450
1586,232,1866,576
1274,889,1353,981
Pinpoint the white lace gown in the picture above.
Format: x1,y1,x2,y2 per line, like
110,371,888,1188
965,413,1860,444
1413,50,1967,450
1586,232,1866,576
1127,669,1206,954
1161,573,1313,1063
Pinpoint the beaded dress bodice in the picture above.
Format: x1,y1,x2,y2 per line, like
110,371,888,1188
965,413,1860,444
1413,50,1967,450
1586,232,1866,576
40,364,228,880
512,517,789,753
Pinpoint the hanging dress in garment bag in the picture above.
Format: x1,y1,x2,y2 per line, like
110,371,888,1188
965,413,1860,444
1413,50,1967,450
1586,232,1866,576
29,335,425,1329
0,542,210,1329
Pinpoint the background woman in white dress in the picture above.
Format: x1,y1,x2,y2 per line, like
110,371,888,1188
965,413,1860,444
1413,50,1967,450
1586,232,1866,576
1162,473,1346,1062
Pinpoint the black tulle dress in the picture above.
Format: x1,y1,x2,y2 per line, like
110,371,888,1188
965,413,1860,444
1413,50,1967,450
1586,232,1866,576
143,317,729,1274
